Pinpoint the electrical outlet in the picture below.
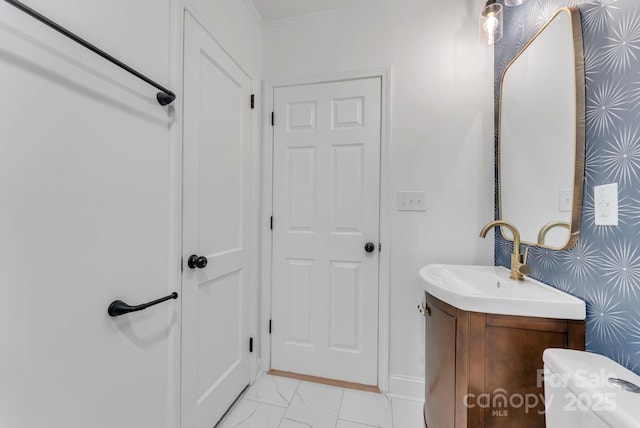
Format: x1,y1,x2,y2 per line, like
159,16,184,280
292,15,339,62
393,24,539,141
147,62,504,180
397,191,427,211
594,183,618,226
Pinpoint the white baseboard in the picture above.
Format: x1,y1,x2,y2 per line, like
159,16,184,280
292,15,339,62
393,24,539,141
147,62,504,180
387,374,425,401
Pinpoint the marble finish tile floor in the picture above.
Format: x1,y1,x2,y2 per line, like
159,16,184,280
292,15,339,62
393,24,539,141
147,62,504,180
216,374,423,428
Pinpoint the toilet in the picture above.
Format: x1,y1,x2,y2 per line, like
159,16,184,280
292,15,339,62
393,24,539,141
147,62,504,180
543,349,640,427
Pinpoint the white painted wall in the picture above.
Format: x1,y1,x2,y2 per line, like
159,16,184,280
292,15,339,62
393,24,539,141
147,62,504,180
263,0,495,396
0,1,176,427
0,1,263,427
187,0,263,79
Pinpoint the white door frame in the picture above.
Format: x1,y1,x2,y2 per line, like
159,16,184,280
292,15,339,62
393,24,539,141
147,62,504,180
167,1,184,427
169,4,261,426
260,68,391,391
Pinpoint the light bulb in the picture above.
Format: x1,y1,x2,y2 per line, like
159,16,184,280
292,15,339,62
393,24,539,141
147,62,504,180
484,17,499,44
484,15,499,33
479,2,503,45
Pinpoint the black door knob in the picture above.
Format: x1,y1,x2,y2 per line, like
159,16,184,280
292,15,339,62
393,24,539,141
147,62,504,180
187,254,208,269
364,242,376,253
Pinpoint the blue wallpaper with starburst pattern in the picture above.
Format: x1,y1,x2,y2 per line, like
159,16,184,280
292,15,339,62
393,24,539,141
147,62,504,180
495,0,640,373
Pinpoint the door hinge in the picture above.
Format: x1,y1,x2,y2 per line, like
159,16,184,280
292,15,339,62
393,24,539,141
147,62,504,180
270,216,273,230
180,257,183,272
250,94,255,109
269,319,272,334
271,112,274,126
249,337,254,353
379,243,382,252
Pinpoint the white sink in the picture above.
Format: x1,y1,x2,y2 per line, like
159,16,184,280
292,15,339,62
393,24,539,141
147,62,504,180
419,264,585,319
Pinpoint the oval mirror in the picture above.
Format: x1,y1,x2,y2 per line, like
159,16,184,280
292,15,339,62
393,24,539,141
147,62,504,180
498,7,585,250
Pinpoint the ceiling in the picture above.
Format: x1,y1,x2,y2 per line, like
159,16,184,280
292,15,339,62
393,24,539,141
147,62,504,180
249,0,397,22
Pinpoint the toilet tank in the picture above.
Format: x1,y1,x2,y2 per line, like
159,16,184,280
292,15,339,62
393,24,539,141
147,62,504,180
543,349,640,428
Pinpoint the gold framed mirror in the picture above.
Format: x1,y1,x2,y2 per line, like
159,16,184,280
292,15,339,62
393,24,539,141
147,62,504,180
498,7,585,250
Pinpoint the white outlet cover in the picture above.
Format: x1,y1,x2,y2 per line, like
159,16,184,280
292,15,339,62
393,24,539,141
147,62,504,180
594,183,618,226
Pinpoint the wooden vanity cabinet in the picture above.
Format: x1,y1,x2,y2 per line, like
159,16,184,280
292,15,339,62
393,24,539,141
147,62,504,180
423,293,585,428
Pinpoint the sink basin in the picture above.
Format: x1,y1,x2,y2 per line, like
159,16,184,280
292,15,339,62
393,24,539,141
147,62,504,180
419,264,585,319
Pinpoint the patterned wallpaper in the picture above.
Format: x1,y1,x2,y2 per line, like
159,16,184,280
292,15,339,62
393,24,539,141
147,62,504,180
495,0,640,373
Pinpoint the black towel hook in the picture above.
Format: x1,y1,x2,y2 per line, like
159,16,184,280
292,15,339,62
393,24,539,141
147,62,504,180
108,292,178,317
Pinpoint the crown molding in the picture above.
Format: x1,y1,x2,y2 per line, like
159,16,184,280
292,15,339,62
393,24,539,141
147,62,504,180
262,2,405,29
242,0,264,28
261,0,425,29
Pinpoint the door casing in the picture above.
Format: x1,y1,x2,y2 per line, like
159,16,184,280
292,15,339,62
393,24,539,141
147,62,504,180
260,68,391,390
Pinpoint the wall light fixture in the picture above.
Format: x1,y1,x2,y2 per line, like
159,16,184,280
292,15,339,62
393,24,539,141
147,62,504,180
479,0,503,45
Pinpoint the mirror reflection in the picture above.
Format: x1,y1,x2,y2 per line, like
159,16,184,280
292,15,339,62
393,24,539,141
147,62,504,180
498,7,585,250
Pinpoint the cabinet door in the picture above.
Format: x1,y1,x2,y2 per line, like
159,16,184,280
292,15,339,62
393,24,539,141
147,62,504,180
424,295,456,428
484,321,567,428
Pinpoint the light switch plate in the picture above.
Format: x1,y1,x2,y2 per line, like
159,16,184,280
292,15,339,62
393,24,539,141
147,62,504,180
558,189,572,212
397,191,427,211
594,183,618,226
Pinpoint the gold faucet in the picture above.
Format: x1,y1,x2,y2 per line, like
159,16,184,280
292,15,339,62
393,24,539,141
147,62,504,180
537,221,570,245
479,220,531,280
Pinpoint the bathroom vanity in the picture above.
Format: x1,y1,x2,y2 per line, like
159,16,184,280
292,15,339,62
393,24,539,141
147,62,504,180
420,264,586,428
420,5,588,427
423,292,584,428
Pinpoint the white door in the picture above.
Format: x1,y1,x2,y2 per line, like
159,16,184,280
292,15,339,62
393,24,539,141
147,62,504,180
271,78,382,385
182,12,252,428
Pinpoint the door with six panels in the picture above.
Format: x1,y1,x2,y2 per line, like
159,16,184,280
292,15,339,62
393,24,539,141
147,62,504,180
271,78,382,385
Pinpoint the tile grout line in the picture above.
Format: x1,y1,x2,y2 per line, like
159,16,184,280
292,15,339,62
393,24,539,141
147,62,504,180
223,376,407,428
338,389,395,428
337,417,379,428
276,378,302,428
334,386,346,428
